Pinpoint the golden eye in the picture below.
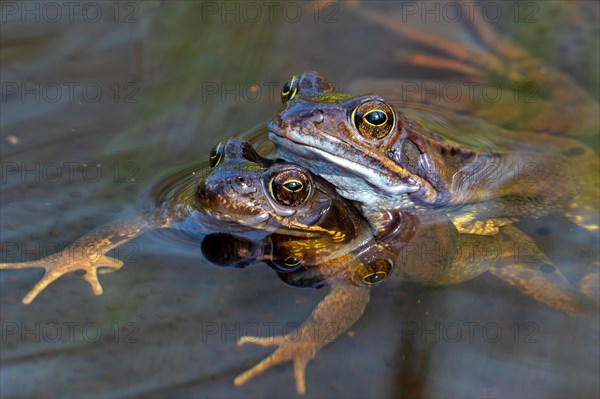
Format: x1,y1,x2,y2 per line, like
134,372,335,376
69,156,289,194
281,75,298,103
209,142,224,168
354,259,392,286
269,168,311,207
351,100,395,140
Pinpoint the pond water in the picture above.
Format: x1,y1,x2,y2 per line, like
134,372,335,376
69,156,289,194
1,1,598,398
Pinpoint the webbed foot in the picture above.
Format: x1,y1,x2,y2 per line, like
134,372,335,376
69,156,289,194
234,333,318,395
233,283,370,395
0,253,123,304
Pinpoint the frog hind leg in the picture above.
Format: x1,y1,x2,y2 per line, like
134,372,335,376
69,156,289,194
349,7,514,119
488,226,597,315
234,281,370,395
357,3,598,138
458,1,599,138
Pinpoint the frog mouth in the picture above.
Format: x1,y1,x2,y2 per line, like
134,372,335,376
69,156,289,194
268,129,421,196
195,207,272,230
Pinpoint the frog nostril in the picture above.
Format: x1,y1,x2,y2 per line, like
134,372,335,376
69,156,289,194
298,109,324,123
313,109,324,123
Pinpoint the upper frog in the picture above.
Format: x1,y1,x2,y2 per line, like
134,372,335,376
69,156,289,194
269,71,599,235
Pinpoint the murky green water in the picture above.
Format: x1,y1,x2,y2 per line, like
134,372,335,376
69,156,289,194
1,1,598,398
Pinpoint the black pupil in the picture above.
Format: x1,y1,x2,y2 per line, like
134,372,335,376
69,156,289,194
366,273,384,283
284,181,302,192
282,80,292,95
284,257,300,266
365,111,386,125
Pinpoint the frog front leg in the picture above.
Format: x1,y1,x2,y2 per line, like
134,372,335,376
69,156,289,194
0,212,168,304
234,281,370,395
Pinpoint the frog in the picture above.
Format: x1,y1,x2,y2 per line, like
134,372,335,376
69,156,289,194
268,2,599,239
0,138,365,304
264,4,599,319
270,69,599,237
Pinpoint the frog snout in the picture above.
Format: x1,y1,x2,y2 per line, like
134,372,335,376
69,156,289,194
274,106,325,130
295,108,324,123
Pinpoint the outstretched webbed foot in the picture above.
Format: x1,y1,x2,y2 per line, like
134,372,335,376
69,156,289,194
233,283,370,395
234,332,321,395
0,253,124,304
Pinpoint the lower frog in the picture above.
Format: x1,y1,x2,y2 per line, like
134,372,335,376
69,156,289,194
0,138,365,304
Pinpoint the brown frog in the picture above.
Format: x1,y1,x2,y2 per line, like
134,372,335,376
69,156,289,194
0,138,397,395
269,70,598,237
268,2,599,239
0,138,364,304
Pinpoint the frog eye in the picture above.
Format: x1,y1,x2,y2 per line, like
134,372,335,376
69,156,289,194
354,259,393,286
269,168,312,207
209,142,224,168
265,236,306,272
351,100,395,140
268,255,305,272
281,75,298,103
283,256,302,267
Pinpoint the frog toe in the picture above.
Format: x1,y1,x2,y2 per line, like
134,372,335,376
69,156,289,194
0,260,45,270
97,256,125,275
234,336,312,395
580,269,599,301
237,335,285,347
22,268,64,304
81,267,104,296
